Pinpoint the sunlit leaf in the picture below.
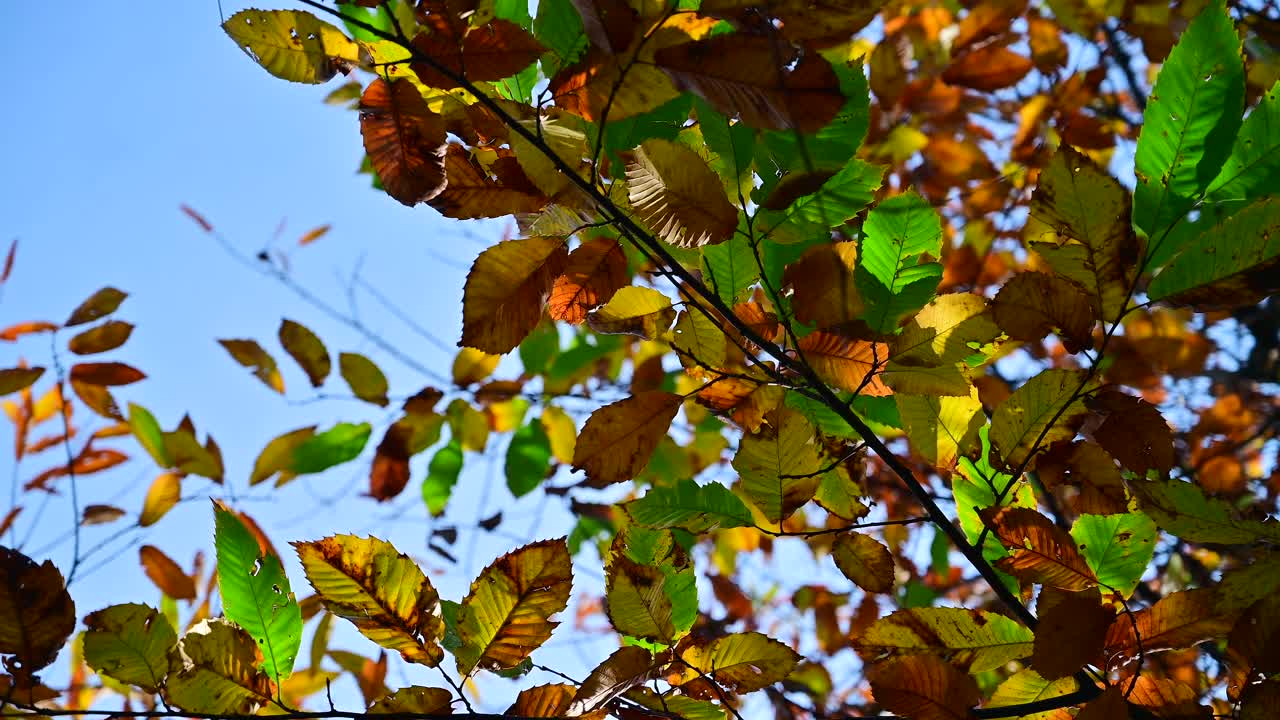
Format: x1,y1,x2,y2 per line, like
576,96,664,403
1206,80,1280,204
455,538,572,674
67,321,134,356
1070,513,1157,600
139,472,181,527
164,619,273,713
548,237,629,324
676,631,800,693
855,607,1035,673
217,340,284,394
278,319,330,387
623,480,753,534
625,139,737,248
796,332,891,396
291,422,371,475
572,391,682,487
989,369,1094,470
733,409,823,524
867,656,981,720
214,503,302,683
223,9,362,84
856,192,943,334
139,545,195,600
1103,588,1234,662
359,77,449,206
462,236,568,354
1146,198,1280,309
586,286,676,340
992,271,1097,353
1129,477,1280,544
339,352,388,406
986,669,1078,720
83,603,176,693
293,535,444,666
831,532,894,593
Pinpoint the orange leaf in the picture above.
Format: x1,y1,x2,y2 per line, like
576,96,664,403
1128,676,1212,719
410,19,544,89
67,321,134,355
981,506,1097,590
359,78,448,207
783,242,862,330
65,287,128,327
461,236,568,354
69,362,146,387
797,332,891,396
139,545,197,600
25,447,130,492
0,367,44,396
0,321,59,342
548,238,628,324
572,392,682,487
70,379,121,420
655,36,843,133
942,45,1033,91
867,656,981,720
297,224,331,246
217,339,284,394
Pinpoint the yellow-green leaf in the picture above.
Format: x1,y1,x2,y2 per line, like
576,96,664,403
83,603,177,693
896,387,984,469
278,319,330,387
586,286,676,340
989,368,1094,470
831,532,894,594
455,538,572,674
626,139,738,248
218,339,285,394
223,9,363,84
165,619,274,713
339,352,389,406
293,535,444,666
733,409,823,524
855,607,1035,673
605,557,676,643
677,632,800,693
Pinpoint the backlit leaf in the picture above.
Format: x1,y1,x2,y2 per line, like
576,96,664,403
223,9,361,84
291,422,371,475
569,646,655,716
796,332,891,396
677,631,800,693
1129,477,1280,544
164,619,273,713
368,686,453,714
992,271,1097,353
82,603,176,693
1070,513,1158,600
359,77,448,207
896,388,984,469
605,556,678,643
410,19,544,89
139,545,196,600
855,607,1035,673
625,139,737,248
989,368,1094,470
586,286,675,340
462,237,568,354
0,547,75,673
982,506,1097,591
421,438,463,516
339,352,389,406
139,472,181,527
986,669,1078,720
455,538,572,674
622,480,754,534
943,45,1033,91
856,192,944,334
0,368,43,396
572,391,682,487
278,319,330,387
293,535,444,666
217,340,283,394
783,241,862,328
732,409,823,524
1103,588,1234,662
506,419,552,497
214,504,302,683
548,237,628,324
1146,198,1280,309
66,287,127,326
831,532,894,593
70,362,146,386
867,656,981,720
451,347,500,386
1205,80,1280,204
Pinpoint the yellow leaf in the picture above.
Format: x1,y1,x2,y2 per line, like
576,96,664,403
83,603,177,693
831,532,894,594
676,632,800,693
733,409,823,524
540,406,576,464
896,388,984,469
339,352,389,407
456,538,573,674
217,339,285,394
451,347,501,386
223,9,362,84
293,535,444,666
139,472,182,527
587,286,676,340
605,557,676,643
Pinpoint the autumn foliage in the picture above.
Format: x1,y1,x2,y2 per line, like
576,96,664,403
4,1,1280,719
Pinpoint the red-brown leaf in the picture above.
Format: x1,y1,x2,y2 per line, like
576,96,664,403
69,362,146,386
943,45,1034,91
359,77,448,207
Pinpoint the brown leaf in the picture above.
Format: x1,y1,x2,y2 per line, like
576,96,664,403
217,340,284,394
1103,588,1235,664
943,45,1033,91
138,545,196,600
1089,390,1175,476
656,36,843,133
992,271,1097,353
339,352,389,407
278,319,330,387
1128,676,1212,720
81,504,127,526
981,506,1097,590
71,379,121,419
784,241,862,329
797,332,891,396
65,287,128,327
832,532,894,593
461,236,568,354
572,392,682,487
867,655,981,720
430,144,547,219
0,547,76,673
0,367,44,396
1031,587,1116,679
568,646,654,715
548,237,629,324
0,322,58,342
411,19,544,89
1075,684,1129,720
509,683,575,717
179,205,214,233
0,239,16,286
359,77,448,207
1034,441,1129,515
67,321,134,355
569,0,636,53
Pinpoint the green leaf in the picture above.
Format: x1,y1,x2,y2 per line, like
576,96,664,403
955,426,1034,583
339,352,390,406
988,369,1094,470
605,557,679,643
986,669,1077,720
506,420,552,497
214,504,302,683
756,158,883,243
856,192,944,334
223,10,363,85
694,97,756,200
1070,513,1158,599
1133,0,1244,264
518,321,560,375
758,60,871,173
128,403,170,467
1146,198,1280,309
701,231,759,306
291,422,372,475
82,603,177,693
1130,477,1280,545
422,438,464,517
622,480,754,534
1206,80,1280,204
533,0,586,77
